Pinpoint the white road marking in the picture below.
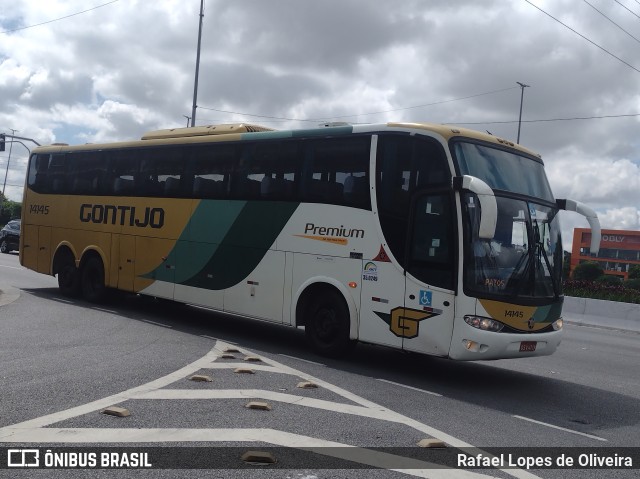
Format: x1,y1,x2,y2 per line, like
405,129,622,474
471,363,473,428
142,319,173,328
0,341,540,479
201,335,237,344
512,415,607,442
2,428,489,479
278,354,325,366
377,379,442,397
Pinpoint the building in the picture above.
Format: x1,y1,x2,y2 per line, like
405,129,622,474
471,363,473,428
571,228,640,279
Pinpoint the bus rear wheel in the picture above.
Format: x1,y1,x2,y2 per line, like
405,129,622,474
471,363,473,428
81,256,107,303
57,254,80,297
305,290,355,358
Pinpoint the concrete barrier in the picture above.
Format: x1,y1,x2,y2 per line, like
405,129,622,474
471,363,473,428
563,296,640,333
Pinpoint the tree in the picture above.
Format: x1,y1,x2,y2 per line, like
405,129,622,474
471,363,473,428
572,261,604,281
629,265,640,280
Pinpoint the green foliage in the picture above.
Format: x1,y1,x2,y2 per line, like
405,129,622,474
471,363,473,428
564,280,640,304
572,261,604,281
595,275,622,285
628,265,640,280
0,198,21,225
624,278,640,291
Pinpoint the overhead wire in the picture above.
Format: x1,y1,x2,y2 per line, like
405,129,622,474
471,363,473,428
198,86,520,123
613,0,640,21
583,0,640,44
0,0,120,34
523,0,640,74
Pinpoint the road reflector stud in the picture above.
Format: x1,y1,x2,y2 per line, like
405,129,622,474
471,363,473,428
241,451,276,465
220,354,235,359
190,374,213,382
101,406,130,418
417,438,447,448
243,356,262,362
234,368,255,374
245,401,271,411
297,381,318,389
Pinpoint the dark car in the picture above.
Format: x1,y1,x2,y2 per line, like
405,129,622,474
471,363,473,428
0,219,20,253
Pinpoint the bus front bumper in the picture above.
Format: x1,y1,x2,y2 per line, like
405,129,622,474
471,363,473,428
448,319,564,361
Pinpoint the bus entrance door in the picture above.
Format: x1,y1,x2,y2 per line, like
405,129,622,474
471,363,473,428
402,192,456,357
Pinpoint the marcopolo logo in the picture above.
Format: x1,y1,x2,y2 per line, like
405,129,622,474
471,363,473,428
80,204,164,229
295,223,365,246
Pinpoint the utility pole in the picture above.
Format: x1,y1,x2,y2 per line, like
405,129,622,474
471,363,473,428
516,82,530,144
1,129,17,207
0,132,40,213
190,0,205,127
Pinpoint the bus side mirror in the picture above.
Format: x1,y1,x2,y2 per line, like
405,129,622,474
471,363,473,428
557,199,601,256
453,175,497,240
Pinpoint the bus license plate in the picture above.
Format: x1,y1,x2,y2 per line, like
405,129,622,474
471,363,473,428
519,341,537,352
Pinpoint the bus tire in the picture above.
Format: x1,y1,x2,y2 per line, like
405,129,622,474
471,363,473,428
0,240,9,254
57,253,80,297
81,256,107,303
305,289,355,358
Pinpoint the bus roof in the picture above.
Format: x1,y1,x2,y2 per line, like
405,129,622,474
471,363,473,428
31,122,541,158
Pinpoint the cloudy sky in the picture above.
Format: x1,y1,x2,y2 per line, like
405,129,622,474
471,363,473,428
1,0,640,245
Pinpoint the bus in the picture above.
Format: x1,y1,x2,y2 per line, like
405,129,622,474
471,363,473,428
20,122,601,360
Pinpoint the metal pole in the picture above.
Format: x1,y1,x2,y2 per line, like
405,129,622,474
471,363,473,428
190,0,205,127
516,82,530,144
1,129,16,203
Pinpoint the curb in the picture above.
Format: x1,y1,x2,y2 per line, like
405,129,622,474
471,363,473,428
0,284,20,307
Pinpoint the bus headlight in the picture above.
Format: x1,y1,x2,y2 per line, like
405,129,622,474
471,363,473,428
552,318,563,331
464,315,504,332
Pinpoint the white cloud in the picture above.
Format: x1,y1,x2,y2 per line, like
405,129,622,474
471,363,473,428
0,0,637,250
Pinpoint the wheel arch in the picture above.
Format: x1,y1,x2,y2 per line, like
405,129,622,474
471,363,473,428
293,277,359,340
51,242,78,276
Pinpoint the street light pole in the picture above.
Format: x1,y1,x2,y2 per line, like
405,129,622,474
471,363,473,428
1,129,17,205
190,0,205,128
516,81,530,144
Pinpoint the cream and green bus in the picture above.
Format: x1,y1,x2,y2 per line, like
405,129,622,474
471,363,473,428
20,122,601,359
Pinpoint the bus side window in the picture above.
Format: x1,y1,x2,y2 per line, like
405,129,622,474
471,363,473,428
48,154,68,194
67,152,108,195
301,136,370,209
107,150,138,196
28,154,51,193
191,144,236,199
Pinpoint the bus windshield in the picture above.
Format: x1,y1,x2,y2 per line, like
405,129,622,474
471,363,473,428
463,194,563,300
453,141,554,201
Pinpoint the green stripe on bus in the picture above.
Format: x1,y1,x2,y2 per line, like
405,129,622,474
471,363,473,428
181,201,299,290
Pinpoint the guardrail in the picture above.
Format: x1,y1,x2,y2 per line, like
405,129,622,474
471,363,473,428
563,296,640,333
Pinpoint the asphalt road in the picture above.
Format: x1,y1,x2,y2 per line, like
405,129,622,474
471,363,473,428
0,251,638,479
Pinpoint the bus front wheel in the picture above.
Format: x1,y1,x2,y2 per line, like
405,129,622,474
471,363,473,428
305,290,355,358
81,256,107,303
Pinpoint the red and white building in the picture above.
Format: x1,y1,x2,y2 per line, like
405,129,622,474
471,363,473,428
571,228,640,279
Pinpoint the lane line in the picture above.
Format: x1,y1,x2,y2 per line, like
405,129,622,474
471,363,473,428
377,379,442,397
278,354,325,366
512,415,607,442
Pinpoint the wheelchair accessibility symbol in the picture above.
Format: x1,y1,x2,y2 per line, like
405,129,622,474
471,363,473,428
419,290,432,307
